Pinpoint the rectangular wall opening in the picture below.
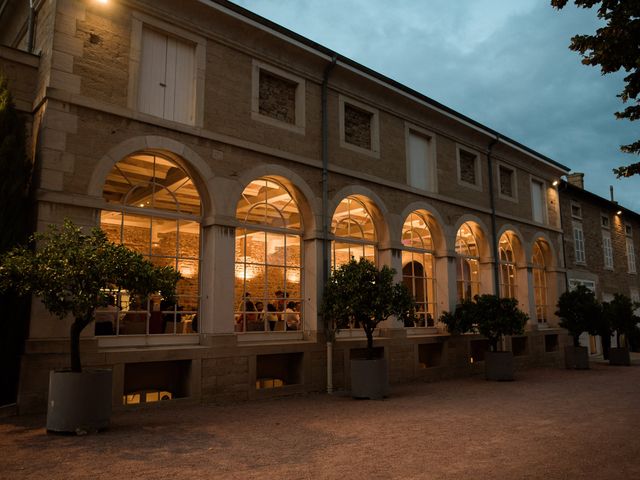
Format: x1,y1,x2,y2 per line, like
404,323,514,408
123,360,191,405
350,346,384,360
418,343,443,368
512,337,528,356
470,339,490,363
545,334,559,352
256,352,303,389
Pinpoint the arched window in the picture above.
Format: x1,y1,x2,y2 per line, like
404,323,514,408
235,178,303,333
533,240,548,324
499,232,518,299
100,153,201,336
331,196,376,268
401,212,436,327
455,222,480,302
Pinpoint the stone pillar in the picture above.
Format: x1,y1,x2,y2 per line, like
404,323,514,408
524,266,538,331
303,237,323,335
440,254,458,313
200,224,235,334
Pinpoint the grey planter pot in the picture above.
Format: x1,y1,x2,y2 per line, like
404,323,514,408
484,351,514,381
46,369,113,434
609,347,631,366
350,357,389,399
564,346,589,370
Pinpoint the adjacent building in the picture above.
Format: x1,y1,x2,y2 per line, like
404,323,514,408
1,0,631,413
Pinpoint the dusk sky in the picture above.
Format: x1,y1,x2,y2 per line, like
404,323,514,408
232,0,640,211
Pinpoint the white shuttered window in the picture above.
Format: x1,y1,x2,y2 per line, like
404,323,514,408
573,223,585,264
602,232,613,269
626,237,636,273
407,132,433,191
139,28,196,124
531,180,545,223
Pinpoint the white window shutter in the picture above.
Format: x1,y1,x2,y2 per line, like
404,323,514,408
139,28,168,119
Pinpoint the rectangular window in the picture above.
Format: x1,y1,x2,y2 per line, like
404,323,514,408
407,130,433,191
626,237,636,273
571,202,582,219
251,60,305,133
602,232,613,269
339,96,379,157
569,279,595,292
138,27,196,124
531,180,546,223
573,223,586,264
457,147,481,189
601,214,610,229
625,223,633,237
498,165,515,198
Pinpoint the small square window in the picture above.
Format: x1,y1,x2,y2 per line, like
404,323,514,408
625,224,632,237
457,148,481,189
339,96,379,157
601,214,610,229
571,202,582,219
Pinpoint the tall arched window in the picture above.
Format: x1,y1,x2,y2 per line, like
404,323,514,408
533,240,548,324
100,153,201,336
235,178,303,333
499,231,518,299
455,222,480,302
401,211,436,327
331,196,376,268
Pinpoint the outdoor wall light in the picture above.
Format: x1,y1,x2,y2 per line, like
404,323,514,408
552,179,559,186
617,210,623,215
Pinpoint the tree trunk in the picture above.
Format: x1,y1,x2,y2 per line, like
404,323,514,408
69,313,93,373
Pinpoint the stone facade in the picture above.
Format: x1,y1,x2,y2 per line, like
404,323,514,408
0,0,582,414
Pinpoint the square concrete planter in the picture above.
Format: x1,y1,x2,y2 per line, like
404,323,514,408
484,351,514,381
609,347,631,366
564,346,589,370
350,357,389,399
46,369,113,434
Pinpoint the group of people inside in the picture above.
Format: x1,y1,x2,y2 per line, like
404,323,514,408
236,290,301,332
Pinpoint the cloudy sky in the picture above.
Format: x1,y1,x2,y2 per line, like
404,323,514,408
232,0,639,210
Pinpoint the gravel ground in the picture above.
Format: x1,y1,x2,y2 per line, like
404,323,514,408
1,363,639,480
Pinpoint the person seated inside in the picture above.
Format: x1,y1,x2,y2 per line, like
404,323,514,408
246,300,263,332
265,303,279,331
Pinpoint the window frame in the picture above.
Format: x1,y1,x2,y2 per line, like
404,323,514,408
600,213,610,229
573,221,586,265
456,145,482,191
496,161,518,202
405,123,437,193
626,236,637,274
602,230,614,270
570,201,582,220
128,12,206,127
338,95,380,158
251,60,306,134
530,177,547,224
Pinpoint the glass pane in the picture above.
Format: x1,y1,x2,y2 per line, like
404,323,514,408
364,245,376,264
244,264,267,301
176,271,199,298
265,266,285,303
266,232,286,266
123,214,151,255
285,268,301,298
286,235,301,267
235,229,246,264
153,185,179,213
245,230,266,266
170,174,201,216
333,241,352,268
179,220,200,259
100,211,122,243
152,217,177,258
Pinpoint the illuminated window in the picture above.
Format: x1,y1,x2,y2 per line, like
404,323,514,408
235,178,303,333
532,240,548,324
498,232,518,299
401,212,437,326
100,153,201,336
455,223,480,302
331,196,377,269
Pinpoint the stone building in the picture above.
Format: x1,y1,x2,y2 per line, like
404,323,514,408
559,173,640,355
1,0,575,413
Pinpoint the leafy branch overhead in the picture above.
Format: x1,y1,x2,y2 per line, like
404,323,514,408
551,0,640,176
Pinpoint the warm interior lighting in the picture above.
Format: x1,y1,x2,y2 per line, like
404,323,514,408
96,0,109,4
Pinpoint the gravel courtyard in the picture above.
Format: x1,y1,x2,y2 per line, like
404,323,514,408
1,362,639,480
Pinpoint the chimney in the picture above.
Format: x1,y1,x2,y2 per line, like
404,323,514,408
566,172,584,189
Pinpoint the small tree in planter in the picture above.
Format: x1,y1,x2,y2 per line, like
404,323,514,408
440,295,528,381
555,285,602,369
603,293,639,366
322,258,415,398
0,220,180,432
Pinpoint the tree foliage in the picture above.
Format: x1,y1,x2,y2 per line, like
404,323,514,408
555,285,603,346
602,293,640,346
0,220,181,372
321,258,416,357
552,0,640,176
439,295,528,352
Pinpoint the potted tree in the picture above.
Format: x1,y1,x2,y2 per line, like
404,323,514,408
0,220,180,433
603,293,638,366
555,285,601,369
322,258,415,399
440,295,528,381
